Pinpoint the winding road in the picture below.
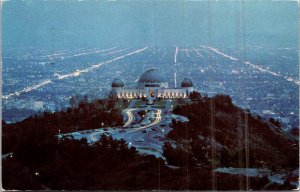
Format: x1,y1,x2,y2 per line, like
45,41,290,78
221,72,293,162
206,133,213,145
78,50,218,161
90,108,162,142
60,100,188,158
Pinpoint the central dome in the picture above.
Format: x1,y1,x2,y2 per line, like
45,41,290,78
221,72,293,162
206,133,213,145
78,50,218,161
111,78,124,88
181,78,193,87
138,69,167,83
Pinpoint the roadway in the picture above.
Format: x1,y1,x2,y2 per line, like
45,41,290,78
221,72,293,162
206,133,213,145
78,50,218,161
90,108,162,140
60,100,188,158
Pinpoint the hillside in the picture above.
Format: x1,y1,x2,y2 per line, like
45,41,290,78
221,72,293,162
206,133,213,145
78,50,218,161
2,95,298,190
167,94,298,169
2,98,124,154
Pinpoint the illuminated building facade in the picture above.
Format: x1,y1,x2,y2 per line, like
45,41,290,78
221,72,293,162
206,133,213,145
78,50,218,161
110,69,195,100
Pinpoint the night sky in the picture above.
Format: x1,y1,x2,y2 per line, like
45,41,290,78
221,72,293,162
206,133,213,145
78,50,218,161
3,0,298,50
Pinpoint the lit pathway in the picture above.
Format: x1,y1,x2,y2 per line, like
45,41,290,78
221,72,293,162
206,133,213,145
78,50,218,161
59,101,188,158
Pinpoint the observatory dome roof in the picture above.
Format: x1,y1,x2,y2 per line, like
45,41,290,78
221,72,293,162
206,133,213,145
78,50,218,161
181,78,193,87
138,69,167,83
111,78,124,88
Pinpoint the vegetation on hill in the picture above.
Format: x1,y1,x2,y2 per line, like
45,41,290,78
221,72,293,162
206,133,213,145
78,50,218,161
3,121,271,190
2,98,123,154
163,93,298,189
2,129,275,190
2,94,298,190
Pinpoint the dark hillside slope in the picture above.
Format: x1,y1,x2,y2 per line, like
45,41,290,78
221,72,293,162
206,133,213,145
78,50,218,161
168,94,298,170
2,95,298,190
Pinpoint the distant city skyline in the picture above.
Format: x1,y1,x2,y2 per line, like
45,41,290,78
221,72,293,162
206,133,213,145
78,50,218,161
2,0,299,127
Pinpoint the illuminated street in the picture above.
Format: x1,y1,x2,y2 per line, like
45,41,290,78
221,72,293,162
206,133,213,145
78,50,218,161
59,101,188,158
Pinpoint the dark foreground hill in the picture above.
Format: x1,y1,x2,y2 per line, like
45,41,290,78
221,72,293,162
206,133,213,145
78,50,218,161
2,95,298,190
167,94,298,170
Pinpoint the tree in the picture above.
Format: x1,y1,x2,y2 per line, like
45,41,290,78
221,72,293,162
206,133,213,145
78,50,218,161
69,96,78,108
189,91,202,101
269,118,281,127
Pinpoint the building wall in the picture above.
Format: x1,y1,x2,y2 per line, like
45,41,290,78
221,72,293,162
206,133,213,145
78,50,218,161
112,87,194,99
137,82,169,89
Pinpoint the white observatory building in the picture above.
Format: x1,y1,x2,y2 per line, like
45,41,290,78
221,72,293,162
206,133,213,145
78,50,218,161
109,69,194,100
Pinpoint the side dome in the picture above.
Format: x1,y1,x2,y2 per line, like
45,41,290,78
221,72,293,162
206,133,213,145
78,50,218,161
138,68,167,83
111,78,124,88
181,78,193,87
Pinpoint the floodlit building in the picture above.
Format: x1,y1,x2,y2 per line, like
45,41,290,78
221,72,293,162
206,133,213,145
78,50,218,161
109,68,195,100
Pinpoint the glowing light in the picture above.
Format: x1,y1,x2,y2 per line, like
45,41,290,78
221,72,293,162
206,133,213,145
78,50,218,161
200,45,238,61
3,47,148,99
200,45,299,86
185,48,190,57
71,47,116,57
174,46,179,63
193,47,203,58
101,48,129,56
